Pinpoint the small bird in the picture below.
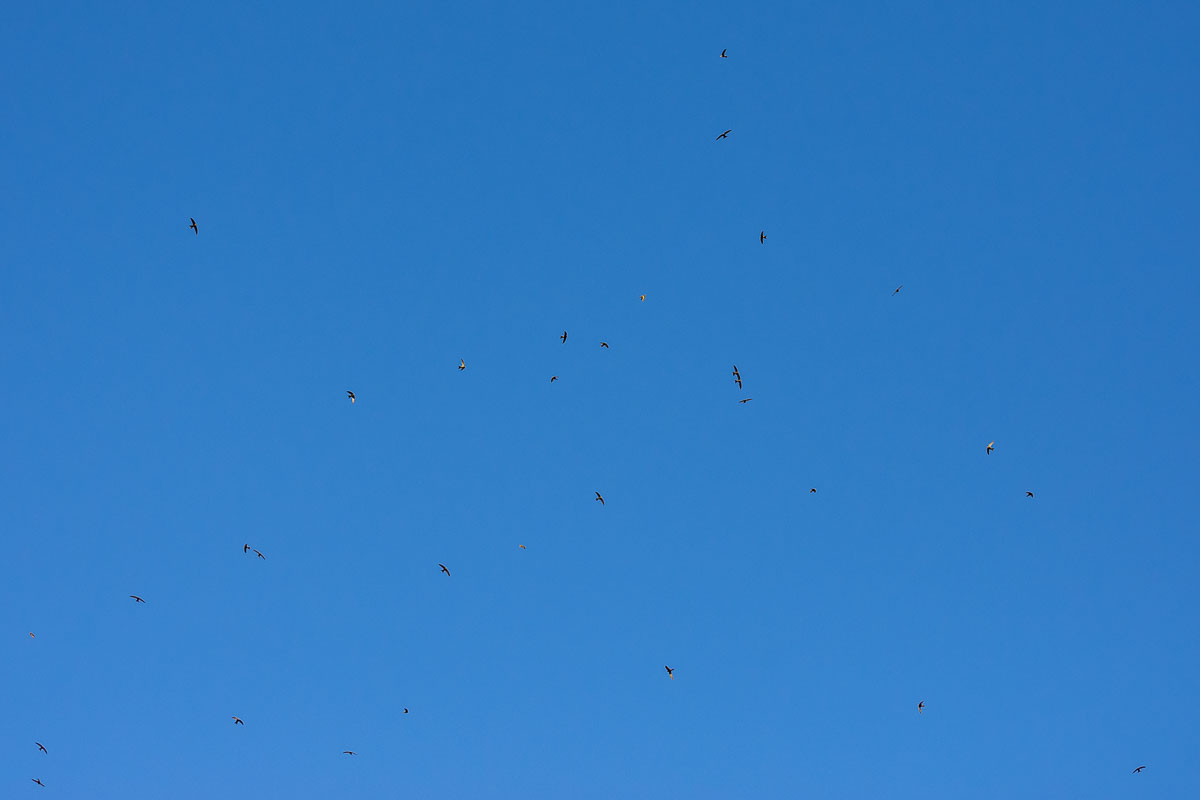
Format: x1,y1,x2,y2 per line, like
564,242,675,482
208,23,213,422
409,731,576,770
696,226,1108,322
518,545,526,550
459,359,466,371
253,549,265,560
917,701,925,714
1133,766,1146,773
716,129,732,140
439,563,450,576
600,342,609,348
189,218,198,235
665,665,674,680
735,375,742,389
760,230,766,244
343,751,357,756
986,441,995,455
892,285,903,295
810,488,817,493
403,708,409,714
29,632,35,638
720,48,727,57
595,491,605,506
36,743,47,754
739,398,752,403
1026,491,1034,498
243,544,250,553
232,716,244,725
130,595,145,603
732,365,740,379
550,376,558,382
32,779,45,787
560,331,568,343
640,294,646,302
347,390,355,404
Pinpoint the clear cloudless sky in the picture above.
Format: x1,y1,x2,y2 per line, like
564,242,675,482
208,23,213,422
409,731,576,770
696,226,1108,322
2,1,1198,797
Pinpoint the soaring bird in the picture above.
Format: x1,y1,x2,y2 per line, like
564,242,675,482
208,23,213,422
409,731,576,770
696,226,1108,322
560,331,568,343
439,563,451,576
665,665,674,680
600,342,609,348
640,294,646,302
720,48,727,57
253,549,265,560
892,285,903,295
739,398,752,403
518,545,526,549
32,779,45,787
343,751,357,756
735,375,742,389
716,129,732,140
732,365,740,379
36,743,47,754
917,701,925,714
130,595,145,603
458,359,466,371
550,376,558,382
1133,766,1146,773
403,708,409,714
595,491,605,506
986,441,995,455
29,632,35,638
189,218,198,235
347,390,355,404
243,544,250,553
232,717,244,725
1026,491,1034,498
760,230,766,243
810,488,817,493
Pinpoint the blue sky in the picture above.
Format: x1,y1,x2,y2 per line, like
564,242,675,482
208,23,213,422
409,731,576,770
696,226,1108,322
3,1,1198,797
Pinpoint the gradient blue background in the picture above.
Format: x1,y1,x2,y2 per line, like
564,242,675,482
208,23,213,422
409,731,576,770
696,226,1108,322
3,1,1198,797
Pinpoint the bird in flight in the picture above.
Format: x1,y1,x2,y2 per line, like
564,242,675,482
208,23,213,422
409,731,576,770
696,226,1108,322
1133,766,1146,773
640,294,646,302
595,491,605,506
243,544,250,553
439,563,451,576
458,359,466,371
810,488,817,493
403,708,409,714
32,779,45,787
716,129,732,140
232,716,244,725
189,218,198,235
560,331,568,343
1026,491,1034,498
346,390,355,404
760,230,767,244
739,398,752,403
720,48,727,57
130,595,145,603
892,285,903,296
550,376,558,382
917,701,925,714
36,743,47,754
732,365,742,388
253,549,265,560
986,441,995,455
29,632,35,638
600,342,609,348
343,751,357,756
518,544,526,550
665,665,674,680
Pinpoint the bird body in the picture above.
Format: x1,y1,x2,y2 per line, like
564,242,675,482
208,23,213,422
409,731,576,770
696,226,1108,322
892,285,903,295
716,129,732,140
600,342,609,348
739,398,752,403
560,331,568,343
760,230,766,243
189,218,198,235
33,779,45,787
243,544,250,553
459,359,466,371
36,742,47,754
232,716,243,725
810,488,817,493
439,563,451,576
130,595,145,603
253,549,265,559
720,48,727,57
343,751,357,755
1026,491,1034,497
347,390,355,404
1133,766,1146,773
518,544,526,549
595,491,604,506
917,701,925,714
665,665,674,679
640,294,646,302
550,376,558,382
986,441,995,455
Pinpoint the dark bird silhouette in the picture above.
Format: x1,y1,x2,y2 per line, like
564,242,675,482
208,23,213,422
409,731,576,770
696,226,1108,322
232,716,244,725
732,365,740,379
189,218,198,235
600,342,609,348
550,376,558,382
735,376,742,389
36,743,47,754
1026,491,1034,497
403,708,409,714
739,398,752,403
459,359,466,371
560,331,568,343
810,488,817,493
720,48,727,57
439,563,450,576
595,491,605,506
665,665,674,680
760,230,766,243
347,390,355,404
130,595,145,603
986,441,995,455
343,751,357,756
253,549,265,560
917,701,925,714
892,285,903,295
32,779,45,787
640,294,646,302
243,544,250,553
1133,766,1146,773
29,632,35,638
716,129,732,140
